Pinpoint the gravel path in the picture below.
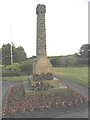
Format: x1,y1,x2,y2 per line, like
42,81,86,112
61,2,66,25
2,79,88,118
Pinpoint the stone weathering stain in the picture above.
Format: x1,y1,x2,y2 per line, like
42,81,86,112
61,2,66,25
33,4,53,80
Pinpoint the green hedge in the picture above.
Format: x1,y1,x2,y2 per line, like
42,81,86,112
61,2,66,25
20,60,33,73
2,60,33,77
2,69,21,76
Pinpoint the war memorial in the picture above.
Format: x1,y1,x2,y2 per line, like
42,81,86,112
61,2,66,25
2,4,88,118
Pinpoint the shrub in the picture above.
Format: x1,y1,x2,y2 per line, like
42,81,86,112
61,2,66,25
2,60,33,76
77,58,88,66
60,56,78,67
6,63,21,72
50,57,61,67
50,55,88,67
20,60,33,74
2,63,21,76
2,69,21,76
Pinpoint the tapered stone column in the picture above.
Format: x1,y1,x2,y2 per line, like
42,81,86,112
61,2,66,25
33,4,53,80
36,4,46,57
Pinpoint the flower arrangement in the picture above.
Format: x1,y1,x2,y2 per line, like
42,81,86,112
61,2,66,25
33,72,53,81
2,84,88,117
31,81,53,91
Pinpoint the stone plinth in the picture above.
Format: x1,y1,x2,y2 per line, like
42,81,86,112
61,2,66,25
33,56,53,80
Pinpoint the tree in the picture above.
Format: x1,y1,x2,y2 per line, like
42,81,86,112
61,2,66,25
2,43,11,65
50,56,61,67
13,46,27,63
2,43,27,65
79,44,90,58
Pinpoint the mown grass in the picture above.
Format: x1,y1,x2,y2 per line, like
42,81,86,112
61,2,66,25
2,67,89,87
53,67,88,87
2,75,30,81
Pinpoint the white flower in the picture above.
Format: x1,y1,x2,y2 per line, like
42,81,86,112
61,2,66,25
42,106,44,108
3,110,5,112
56,102,58,105
80,98,83,104
13,109,15,112
31,109,33,111
62,102,65,107
2,114,5,116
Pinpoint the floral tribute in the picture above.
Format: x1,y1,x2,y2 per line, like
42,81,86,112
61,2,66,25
33,72,53,81
2,84,88,117
31,81,53,91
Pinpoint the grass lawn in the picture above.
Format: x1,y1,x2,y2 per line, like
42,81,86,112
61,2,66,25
2,75,30,81
53,67,88,87
2,67,89,87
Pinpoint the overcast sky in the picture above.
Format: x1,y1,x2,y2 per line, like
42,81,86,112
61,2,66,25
0,0,89,57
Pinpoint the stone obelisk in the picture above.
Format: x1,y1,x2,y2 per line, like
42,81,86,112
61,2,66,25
33,4,53,80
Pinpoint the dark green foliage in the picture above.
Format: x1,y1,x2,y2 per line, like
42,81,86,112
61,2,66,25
6,63,21,72
50,56,61,67
79,44,90,58
2,69,21,77
50,55,88,67
60,56,77,67
77,58,88,66
2,59,33,76
13,46,27,63
50,44,89,67
1,43,89,68
2,63,21,76
2,43,27,65
20,60,33,74
2,43,11,65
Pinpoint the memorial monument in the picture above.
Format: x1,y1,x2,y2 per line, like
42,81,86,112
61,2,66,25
33,4,53,80
23,4,55,93
2,4,88,118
